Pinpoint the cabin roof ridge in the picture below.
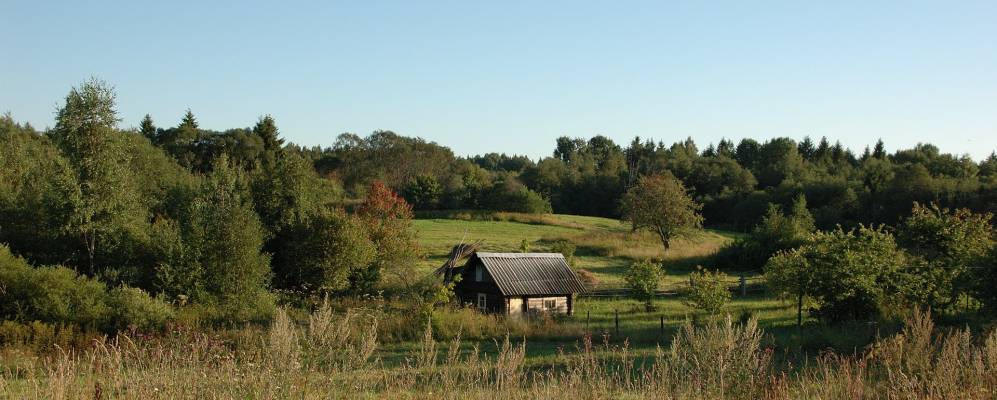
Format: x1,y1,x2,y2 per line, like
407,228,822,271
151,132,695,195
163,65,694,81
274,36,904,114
475,252,565,258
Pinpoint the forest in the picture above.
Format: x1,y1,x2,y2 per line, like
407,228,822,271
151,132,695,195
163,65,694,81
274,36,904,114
3,79,997,398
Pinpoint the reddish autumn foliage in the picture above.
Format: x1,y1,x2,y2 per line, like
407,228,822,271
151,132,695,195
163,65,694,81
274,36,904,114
357,181,414,221
352,181,420,292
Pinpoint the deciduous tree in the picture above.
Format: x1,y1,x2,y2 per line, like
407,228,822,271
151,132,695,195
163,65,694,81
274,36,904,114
621,174,703,251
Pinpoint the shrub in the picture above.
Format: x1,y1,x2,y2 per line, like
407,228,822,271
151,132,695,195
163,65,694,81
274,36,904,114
684,266,732,316
503,188,552,214
0,244,174,333
549,239,576,266
625,260,663,311
104,286,174,332
766,226,907,323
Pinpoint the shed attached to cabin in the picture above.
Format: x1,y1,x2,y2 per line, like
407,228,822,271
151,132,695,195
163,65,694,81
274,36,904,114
454,252,586,316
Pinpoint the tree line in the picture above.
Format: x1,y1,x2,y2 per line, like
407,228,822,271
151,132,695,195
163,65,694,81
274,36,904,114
3,78,997,330
1,79,419,329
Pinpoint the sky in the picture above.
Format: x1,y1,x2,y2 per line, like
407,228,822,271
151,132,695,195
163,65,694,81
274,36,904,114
3,1,997,160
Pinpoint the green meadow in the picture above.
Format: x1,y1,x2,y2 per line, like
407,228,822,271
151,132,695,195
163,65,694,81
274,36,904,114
406,213,826,353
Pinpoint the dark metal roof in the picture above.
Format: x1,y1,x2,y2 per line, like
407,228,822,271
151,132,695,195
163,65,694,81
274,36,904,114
470,252,586,296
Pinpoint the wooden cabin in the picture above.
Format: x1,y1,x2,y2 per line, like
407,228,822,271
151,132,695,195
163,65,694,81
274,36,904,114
454,252,586,316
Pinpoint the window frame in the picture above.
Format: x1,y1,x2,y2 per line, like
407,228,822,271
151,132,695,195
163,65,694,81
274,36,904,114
477,293,487,312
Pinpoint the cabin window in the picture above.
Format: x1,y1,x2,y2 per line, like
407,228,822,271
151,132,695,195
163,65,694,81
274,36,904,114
475,266,483,282
477,293,487,311
544,299,557,311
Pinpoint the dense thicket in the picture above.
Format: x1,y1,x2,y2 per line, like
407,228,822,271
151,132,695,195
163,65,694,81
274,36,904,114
0,81,420,328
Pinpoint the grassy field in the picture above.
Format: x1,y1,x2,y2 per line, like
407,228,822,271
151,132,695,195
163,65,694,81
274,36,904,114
406,213,828,354
4,212,993,398
414,212,744,284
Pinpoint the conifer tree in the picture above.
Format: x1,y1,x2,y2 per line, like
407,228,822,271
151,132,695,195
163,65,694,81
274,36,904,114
140,114,156,141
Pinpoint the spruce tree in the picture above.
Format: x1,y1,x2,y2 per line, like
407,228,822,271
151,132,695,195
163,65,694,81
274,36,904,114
873,139,887,159
252,115,284,169
140,114,157,141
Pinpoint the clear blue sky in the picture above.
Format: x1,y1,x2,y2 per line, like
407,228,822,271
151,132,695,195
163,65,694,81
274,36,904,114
4,1,997,160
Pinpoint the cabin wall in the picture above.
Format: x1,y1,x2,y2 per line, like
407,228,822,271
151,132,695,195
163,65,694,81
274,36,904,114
525,296,569,315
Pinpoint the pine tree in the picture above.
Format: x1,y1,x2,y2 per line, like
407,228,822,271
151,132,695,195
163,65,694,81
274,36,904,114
178,109,199,142
798,136,816,161
873,139,887,159
252,115,284,169
140,114,156,141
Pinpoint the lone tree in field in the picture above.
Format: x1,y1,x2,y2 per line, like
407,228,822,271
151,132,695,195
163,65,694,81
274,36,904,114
625,259,663,311
621,174,703,251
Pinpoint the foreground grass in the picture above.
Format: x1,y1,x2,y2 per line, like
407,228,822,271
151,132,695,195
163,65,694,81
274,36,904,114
2,306,994,399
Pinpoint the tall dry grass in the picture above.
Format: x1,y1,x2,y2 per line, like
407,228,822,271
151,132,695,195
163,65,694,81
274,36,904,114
1,307,995,399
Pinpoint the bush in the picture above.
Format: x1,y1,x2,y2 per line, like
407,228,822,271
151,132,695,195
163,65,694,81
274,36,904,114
104,286,175,332
684,267,732,315
549,239,576,266
625,260,663,311
503,188,552,214
0,245,174,333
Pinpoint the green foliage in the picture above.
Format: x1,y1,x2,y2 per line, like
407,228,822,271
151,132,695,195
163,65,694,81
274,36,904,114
189,156,275,322
624,260,663,311
0,116,78,266
252,150,326,236
104,286,175,332
354,182,420,293
253,114,284,169
896,203,994,311
404,174,444,210
139,114,156,141
274,210,377,292
766,226,907,322
150,217,203,302
0,245,173,333
502,187,552,214
621,173,704,250
548,239,576,266
719,195,817,270
51,78,142,275
684,267,731,315
479,174,552,214
158,109,202,168
978,246,997,314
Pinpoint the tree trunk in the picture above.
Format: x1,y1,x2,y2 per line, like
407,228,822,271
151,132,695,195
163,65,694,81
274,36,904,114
84,230,96,276
657,229,671,252
796,293,803,328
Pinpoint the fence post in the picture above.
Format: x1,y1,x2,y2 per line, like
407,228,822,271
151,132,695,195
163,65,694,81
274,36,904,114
660,315,664,335
586,311,590,331
740,273,747,297
614,309,619,337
